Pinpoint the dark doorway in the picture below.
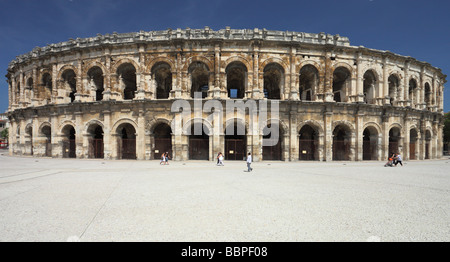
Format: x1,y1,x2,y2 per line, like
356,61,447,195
153,123,172,159
62,126,76,158
88,125,104,159
425,130,431,159
333,125,351,161
42,125,52,157
189,124,209,160
410,129,418,160
225,123,246,161
299,125,318,161
262,124,282,160
363,127,378,161
389,127,401,156
118,124,136,159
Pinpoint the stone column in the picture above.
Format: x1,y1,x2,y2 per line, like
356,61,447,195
289,107,298,161
355,111,364,161
213,44,222,99
51,63,58,104
103,48,112,101
355,52,364,103
382,57,390,105
50,112,60,158
32,115,39,157
252,43,262,99
135,46,146,100
404,116,410,161
136,109,146,160
403,61,410,107
7,78,12,111
19,71,24,107
75,111,83,158
324,109,333,161
75,54,83,102
382,116,389,160
289,47,299,100
323,52,333,102
103,110,112,159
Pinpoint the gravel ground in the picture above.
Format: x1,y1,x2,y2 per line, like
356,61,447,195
1,150,449,242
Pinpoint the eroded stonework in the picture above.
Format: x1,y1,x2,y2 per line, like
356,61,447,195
5,28,447,161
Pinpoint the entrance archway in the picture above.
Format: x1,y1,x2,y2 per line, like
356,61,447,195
189,124,209,160
62,125,76,158
41,125,52,157
88,124,104,159
117,123,136,159
25,125,33,156
262,124,282,160
153,123,172,159
425,130,432,159
363,127,378,161
333,125,351,161
299,125,318,161
410,129,418,160
389,127,401,155
225,121,246,161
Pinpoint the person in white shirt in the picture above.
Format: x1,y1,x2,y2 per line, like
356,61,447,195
247,152,253,172
394,152,403,167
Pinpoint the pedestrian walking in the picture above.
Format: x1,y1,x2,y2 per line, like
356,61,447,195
218,153,224,166
394,152,403,167
247,152,253,172
164,152,171,165
160,152,166,165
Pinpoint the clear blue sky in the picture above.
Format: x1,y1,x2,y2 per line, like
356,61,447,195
1,0,448,113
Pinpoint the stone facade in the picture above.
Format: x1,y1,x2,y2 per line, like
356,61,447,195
5,27,447,161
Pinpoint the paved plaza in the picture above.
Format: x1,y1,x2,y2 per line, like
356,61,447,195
0,149,449,242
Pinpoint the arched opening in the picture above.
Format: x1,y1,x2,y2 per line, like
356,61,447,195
388,75,400,106
410,129,418,160
88,124,104,159
117,123,136,159
332,67,351,102
299,65,319,101
41,73,52,101
225,121,246,161
153,123,172,159
425,130,432,159
363,70,377,104
409,79,418,107
62,125,76,158
333,125,351,161
26,77,33,102
363,127,378,161
189,123,209,160
88,66,104,101
389,127,401,156
299,125,318,161
15,77,20,104
62,69,77,103
41,125,52,157
262,124,282,160
424,83,432,108
25,125,33,156
117,63,137,100
153,62,172,99
189,62,210,99
263,63,283,100
226,62,247,99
